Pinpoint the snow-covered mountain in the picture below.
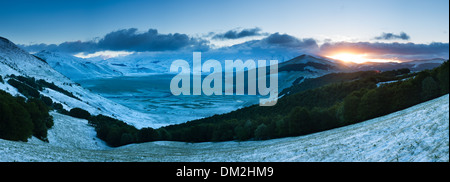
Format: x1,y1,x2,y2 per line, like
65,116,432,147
349,58,447,72
402,58,447,71
274,54,350,91
27,50,300,78
0,37,69,82
31,49,348,94
102,49,303,76
278,54,350,73
56,44,302,75
0,36,160,129
33,50,123,80
27,46,447,83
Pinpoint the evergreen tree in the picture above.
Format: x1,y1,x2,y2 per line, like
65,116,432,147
287,107,312,136
26,98,53,141
436,61,449,94
138,127,159,142
254,123,270,140
0,90,33,141
421,76,440,101
69,108,91,120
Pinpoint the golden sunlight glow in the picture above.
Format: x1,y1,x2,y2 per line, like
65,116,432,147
326,53,399,64
74,51,134,59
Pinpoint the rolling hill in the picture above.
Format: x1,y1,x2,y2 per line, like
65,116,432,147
1,94,447,162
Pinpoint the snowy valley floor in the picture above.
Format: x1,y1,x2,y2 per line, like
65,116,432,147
0,94,449,162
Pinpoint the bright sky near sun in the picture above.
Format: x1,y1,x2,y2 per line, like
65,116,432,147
0,0,448,45
326,53,400,64
0,0,448,64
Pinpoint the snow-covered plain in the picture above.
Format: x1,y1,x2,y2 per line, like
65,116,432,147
1,94,448,162
77,74,262,125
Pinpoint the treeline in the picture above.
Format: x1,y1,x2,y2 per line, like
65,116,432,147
159,61,448,143
6,74,80,100
0,74,77,142
68,107,168,147
280,68,412,96
4,75,67,112
41,61,448,147
1,73,158,146
341,60,449,124
0,90,53,142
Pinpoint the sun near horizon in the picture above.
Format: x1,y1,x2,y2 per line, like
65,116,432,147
326,53,401,64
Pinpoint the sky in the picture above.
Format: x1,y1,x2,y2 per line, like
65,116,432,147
0,0,449,62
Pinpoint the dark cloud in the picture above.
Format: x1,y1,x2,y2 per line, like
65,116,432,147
19,43,58,52
21,30,320,55
374,32,410,40
263,33,318,49
98,28,209,52
58,41,99,53
216,32,320,57
320,41,449,60
19,41,98,53
20,28,446,62
20,28,210,53
212,28,264,40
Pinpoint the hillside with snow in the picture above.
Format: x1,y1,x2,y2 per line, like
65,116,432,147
1,37,161,129
34,50,123,80
1,94,447,162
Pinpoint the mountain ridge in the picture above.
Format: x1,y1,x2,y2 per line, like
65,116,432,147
1,36,161,129
34,50,123,80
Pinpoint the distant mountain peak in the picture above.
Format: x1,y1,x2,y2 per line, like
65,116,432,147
0,36,72,83
33,50,123,80
0,36,11,43
0,36,20,50
290,54,317,60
